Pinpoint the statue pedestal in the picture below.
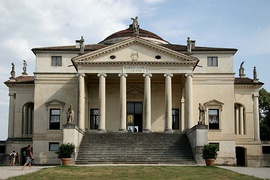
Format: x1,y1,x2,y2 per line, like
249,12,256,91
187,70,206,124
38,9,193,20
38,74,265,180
63,123,84,164
186,124,208,165
63,123,76,129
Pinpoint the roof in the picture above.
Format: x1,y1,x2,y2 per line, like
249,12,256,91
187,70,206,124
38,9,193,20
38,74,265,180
162,44,237,53
4,76,34,85
31,43,237,54
99,25,169,45
32,44,107,54
235,77,264,85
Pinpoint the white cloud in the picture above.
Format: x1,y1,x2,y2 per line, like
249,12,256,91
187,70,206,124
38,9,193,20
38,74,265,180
143,0,165,3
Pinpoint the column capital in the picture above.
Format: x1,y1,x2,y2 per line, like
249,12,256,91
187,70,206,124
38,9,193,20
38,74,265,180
252,93,259,98
181,97,185,103
8,93,15,97
143,73,152,78
97,73,107,78
185,73,193,78
164,73,173,78
118,73,128,78
77,73,85,77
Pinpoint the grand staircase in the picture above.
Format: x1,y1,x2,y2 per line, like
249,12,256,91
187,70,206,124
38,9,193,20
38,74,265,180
75,132,196,164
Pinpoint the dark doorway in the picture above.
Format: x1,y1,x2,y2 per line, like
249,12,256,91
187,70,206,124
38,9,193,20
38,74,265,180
20,146,33,165
236,147,246,166
20,147,28,165
127,102,143,132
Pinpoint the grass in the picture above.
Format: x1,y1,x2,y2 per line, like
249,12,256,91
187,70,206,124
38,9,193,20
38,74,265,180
8,165,261,180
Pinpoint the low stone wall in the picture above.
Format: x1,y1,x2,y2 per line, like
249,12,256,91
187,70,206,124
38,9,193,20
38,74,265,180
186,124,208,165
261,154,270,167
63,124,84,164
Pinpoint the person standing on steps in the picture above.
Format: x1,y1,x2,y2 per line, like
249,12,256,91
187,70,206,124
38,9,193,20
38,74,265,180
21,145,34,170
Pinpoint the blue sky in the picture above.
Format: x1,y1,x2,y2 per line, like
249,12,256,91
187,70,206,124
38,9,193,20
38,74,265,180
0,0,269,140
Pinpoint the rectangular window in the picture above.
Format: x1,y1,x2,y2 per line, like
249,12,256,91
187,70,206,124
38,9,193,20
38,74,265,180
0,145,5,154
262,146,270,154
207,57,218,67
209,109,219,129
49,142,59,151
172,109,179,130
50,109,60,129
51,56,62,66
90,109,99,129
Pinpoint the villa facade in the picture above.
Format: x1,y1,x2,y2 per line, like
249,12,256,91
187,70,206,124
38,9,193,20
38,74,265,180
4,19,264,166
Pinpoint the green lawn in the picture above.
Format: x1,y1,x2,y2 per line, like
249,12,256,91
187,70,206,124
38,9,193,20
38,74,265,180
8,166,261,180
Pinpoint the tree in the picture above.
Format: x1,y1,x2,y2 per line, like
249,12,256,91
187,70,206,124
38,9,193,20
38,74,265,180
259,88,270,141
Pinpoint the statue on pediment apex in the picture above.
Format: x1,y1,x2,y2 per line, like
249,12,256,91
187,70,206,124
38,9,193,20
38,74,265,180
131,16,139,35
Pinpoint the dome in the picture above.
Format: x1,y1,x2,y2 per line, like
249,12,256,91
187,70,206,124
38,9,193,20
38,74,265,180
99,25,169,45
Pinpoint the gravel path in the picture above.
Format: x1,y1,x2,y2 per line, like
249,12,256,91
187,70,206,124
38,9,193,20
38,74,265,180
219,166,270,179
0,166,50,179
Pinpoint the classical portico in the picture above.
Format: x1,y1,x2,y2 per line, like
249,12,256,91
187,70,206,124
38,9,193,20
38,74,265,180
72,37,199,133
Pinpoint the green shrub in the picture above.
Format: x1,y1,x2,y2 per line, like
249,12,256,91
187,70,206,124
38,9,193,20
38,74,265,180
202,144,218,159
55,143,75,158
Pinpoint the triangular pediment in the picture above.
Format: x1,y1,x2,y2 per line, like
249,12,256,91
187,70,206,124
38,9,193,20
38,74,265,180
72,37,199,67
204,99,224,107
45,99,65,107
127,86,144,95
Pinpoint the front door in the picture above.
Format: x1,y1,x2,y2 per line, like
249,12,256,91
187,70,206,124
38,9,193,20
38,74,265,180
127,102,143,132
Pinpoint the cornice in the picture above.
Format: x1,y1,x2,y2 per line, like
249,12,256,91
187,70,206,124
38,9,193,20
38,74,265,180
76,61,196,66
5,84,34,88
234,84,263,89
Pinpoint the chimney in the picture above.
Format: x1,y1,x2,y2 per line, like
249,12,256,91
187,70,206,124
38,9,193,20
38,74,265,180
75,40,80,48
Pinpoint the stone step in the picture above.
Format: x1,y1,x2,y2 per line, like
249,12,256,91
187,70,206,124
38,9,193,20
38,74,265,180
76,132,195,165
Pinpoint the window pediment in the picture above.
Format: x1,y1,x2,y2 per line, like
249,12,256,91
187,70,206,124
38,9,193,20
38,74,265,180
204,99,224,110
45,99,65,109
127,87,144,95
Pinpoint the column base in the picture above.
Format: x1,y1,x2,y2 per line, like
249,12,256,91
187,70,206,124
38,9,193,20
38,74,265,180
143,129,152,133
119,129,128,133
97,129,106,133
164,129,174,133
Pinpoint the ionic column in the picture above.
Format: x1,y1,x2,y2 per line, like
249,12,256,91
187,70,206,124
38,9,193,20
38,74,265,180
239,106,244,135
185,74,193,129
78,73,85,130
181,97,185,132
8,93,15,137
164,73,173,133
98,73,107,132
143,73,152,132
253,93,260,141
235,106,239,135
119,73,128,132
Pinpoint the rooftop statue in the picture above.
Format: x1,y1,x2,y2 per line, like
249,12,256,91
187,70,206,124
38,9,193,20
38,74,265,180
10,63,15,80
239,61,245,78
79,36,85,54
22,60,28,75
253,66,259,82
131,16,139,35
